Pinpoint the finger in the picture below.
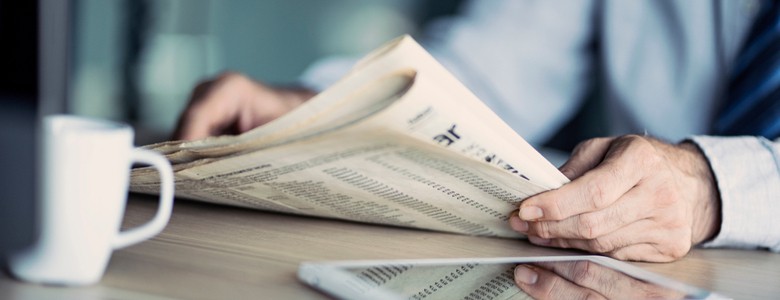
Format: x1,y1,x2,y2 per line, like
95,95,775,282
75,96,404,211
508,211,529,233
175,77,220,139
608,243,691,263
529,219,657,253
559,137,615,179
174,106,221,140
174,100,232,141
534,261,630,298
176,106,238,140
514,264,606,300
174,73,250,140
534,260,690,299
527,186,652,239
529,218,691,261
519,135,653,221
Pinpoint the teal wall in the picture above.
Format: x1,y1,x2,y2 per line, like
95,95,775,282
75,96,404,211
70,0,455,139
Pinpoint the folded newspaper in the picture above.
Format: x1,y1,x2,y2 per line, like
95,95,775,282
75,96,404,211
130,35,569,238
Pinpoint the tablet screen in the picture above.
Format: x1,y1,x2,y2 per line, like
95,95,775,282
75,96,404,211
298,256,717,300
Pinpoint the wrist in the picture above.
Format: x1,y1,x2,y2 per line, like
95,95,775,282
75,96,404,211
677,142,721,244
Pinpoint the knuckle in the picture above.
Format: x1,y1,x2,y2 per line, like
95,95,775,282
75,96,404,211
549,199,565,220
631,138,663,167
216,71,246,82
193,79,212,92
539,277,563,300
183,103,207,121
571,261,597,285
653,184,678,207
574,138,597,152
549,197,567,220
641,151,663,170
576,215,599,239
191,73,241,101
213,72,254,93
187,100,215,119
587,237,614,253
608,250,629,261
666,227,692,259
665,241,691,260
582,291,606,300
533,222,554,239
665,214,689,232
622,134,646,144
555,238,571,249
583,179,608,209
573,137,608,155
607,206,630,228
191,80,216,101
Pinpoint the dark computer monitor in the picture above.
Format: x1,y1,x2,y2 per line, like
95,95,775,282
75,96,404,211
0,0,70,258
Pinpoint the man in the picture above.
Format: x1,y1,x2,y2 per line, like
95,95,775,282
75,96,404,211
174,0,780,266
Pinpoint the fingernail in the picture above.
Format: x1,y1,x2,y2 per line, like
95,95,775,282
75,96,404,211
509,217,529,232
528,236,551,245
514,266,538,285
519,206,544,220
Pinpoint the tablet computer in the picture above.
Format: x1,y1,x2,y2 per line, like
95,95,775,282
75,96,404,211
298,255,726,299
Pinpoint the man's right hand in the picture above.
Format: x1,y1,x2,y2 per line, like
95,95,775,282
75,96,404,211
173,72,315,141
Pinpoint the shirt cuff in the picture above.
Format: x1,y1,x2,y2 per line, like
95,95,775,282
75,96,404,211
689,135,780,252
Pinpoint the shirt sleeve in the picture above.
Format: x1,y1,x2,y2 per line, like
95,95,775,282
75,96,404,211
301,0,599,145
690,135,780,252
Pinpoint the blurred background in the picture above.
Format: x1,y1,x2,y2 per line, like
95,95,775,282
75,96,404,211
69,0,464,143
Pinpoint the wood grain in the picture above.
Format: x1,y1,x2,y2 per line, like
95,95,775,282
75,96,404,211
2,194,778,299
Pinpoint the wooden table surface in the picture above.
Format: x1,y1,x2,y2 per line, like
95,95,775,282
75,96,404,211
2,194,779,299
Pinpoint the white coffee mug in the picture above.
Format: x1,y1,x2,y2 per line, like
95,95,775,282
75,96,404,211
9,115,174,286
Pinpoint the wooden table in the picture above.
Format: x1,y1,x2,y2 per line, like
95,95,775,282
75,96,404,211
2,194,779,299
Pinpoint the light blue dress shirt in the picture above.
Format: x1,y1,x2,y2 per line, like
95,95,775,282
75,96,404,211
301,0,780,252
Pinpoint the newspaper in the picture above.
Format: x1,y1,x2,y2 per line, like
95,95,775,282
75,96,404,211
130,35,569,238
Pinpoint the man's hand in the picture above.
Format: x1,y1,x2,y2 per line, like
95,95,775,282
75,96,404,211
173,72,315,140
509,135,721,262
513,261,686,299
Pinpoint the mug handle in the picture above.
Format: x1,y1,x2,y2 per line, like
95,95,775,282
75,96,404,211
112,148,174,249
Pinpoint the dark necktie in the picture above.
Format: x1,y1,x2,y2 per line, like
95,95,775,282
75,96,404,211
714,1,780,139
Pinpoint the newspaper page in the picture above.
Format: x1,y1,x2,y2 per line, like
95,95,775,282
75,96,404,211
140,36,568,188
131,35,568,237
133,70,547,237
132,127,543,237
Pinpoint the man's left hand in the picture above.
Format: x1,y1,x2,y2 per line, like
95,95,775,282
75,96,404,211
509,135,721,262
